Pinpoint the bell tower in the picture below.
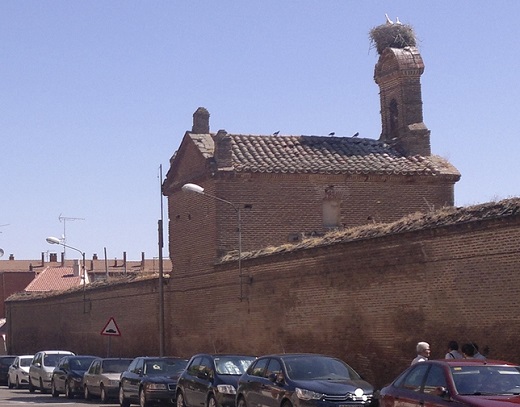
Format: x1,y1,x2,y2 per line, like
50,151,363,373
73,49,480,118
372,21,431,156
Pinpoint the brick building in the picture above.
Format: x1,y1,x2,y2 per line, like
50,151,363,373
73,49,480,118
162,37,459,280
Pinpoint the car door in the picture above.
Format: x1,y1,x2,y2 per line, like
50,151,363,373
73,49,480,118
127,358,144,400
241,358,270,407
85,359,101,396
258,358,285,407
183,356,206,407
420,365,454,407
8,357,19,385
53,357,69,392
29,352,42,387
390,363,430,407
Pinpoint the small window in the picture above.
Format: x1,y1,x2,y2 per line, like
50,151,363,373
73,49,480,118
398,363,429,392
323,200,340,228
423,365,447,396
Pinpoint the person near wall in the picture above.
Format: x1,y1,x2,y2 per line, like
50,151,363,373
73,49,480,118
411,342,431,365
445,340,464,359
461,342,486,359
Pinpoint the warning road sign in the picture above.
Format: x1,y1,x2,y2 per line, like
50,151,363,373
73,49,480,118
101,317,121,336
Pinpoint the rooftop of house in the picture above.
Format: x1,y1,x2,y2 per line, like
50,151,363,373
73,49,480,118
188,132,460,178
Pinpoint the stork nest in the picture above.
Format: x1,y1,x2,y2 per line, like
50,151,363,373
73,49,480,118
369,23,417,55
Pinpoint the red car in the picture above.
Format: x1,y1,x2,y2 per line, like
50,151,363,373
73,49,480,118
379,359,520,406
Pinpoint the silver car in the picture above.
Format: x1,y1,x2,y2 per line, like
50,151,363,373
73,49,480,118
28,350,75,393
83,357,132,402
7,355,33,388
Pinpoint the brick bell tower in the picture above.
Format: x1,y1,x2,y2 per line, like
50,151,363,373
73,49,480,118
372,19,431,156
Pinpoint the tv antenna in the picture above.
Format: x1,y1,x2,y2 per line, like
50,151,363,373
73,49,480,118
58,214,85,258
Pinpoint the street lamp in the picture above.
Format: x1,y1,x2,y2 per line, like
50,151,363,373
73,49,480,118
46,236,87,288
182,183,246,300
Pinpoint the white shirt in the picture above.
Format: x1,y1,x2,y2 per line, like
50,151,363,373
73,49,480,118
445,350,464,359
411,355,428,365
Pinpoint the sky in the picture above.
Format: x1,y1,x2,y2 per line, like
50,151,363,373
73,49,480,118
1,1,519,261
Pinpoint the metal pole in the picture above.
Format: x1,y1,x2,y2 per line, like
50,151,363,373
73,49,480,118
158,164,165,357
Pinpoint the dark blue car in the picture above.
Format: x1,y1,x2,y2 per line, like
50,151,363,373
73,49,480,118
176,354,256,407
236,354,376,407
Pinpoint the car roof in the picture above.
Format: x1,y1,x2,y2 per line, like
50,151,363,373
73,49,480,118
255,353,335,359
191,353,256,358
426,359,517,367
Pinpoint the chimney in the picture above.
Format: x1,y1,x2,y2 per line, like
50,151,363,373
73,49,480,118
372,24,431,156
49,253,58,262
61,252,64,266
9,254,14,260
73,259,80,276
141,252,145,271
92,253,98,260
192,107,210,134
214,129,232,168
41,252,45,266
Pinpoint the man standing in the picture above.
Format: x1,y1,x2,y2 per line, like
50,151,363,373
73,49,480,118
412,342,431,365
445,340,463,359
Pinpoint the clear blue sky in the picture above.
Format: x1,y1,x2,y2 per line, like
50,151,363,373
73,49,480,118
1,1,519,260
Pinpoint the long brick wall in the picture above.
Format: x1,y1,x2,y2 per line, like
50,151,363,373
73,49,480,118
7,213,520,388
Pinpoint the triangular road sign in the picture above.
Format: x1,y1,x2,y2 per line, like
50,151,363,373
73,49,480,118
101,317,121,336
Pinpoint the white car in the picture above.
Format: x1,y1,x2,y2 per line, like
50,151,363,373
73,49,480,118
7,355,33,388
28,350,75,393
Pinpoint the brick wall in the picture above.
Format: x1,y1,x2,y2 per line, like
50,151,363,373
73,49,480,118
0,272,35,317
7,214,520,389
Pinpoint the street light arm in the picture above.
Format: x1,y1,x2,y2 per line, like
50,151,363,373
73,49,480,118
182,183,238,212
46,236,84,257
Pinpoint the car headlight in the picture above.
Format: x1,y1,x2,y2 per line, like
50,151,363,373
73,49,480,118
146,383,167,390
216,384,236,395
295,387,324,400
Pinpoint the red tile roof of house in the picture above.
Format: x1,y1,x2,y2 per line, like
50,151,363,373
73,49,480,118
24,266,83,292
188,133,460,179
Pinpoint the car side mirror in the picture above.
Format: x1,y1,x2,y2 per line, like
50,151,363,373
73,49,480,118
196,371,209,380
34,363,41,368
435,386,450,399
268,373,284,385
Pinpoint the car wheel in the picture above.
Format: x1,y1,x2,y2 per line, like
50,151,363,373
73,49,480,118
7,376,13,389
28,378,35,393
282,401,293,407
51,380,59,397
119,385,130,407
100,385,108,403
177,391,186,407
84,384,91,400
15,376,20,389
40,378,48,394
237,396,247,407
140,387,152,407
208,395,218,407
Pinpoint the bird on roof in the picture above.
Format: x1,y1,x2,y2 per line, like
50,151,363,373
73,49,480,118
328,132,335,136
385,13,393,24
272,131,280,136
352,132,359,138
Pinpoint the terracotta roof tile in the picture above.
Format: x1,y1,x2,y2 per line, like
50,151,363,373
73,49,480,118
24,266,83,292
191,134,460,178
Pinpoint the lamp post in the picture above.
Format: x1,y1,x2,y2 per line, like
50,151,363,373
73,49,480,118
46,236,86,289
182,183,245,300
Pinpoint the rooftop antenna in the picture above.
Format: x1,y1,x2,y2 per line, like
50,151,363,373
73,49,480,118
58,214,85,259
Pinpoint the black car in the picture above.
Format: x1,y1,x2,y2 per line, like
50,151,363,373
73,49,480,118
176,354,256,407
0,356,16,386
236,354,376,407
50,355,97,398
119,356,188,407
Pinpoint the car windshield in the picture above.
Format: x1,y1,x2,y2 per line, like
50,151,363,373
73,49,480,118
215,356,255,375
44,354,64,367
70,358,96,371
144,359,187,376
452,365,520,395
284,356,362,381
103,359,132,373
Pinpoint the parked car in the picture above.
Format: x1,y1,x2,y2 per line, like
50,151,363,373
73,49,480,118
236,353,376,407
0,355,17,386
379,359,520,406
29,350,75,393
176,353,256,407
7,354,33,388
50,355,97,398
119,356,188,407
83,357,132,402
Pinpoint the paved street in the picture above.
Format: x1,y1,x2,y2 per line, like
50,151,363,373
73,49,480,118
0,387,119,406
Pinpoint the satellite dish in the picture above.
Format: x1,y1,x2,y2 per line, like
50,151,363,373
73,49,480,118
0,249,4,258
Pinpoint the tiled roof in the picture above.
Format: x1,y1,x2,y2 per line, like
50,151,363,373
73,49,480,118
24,266,83,292
191,134,460,178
